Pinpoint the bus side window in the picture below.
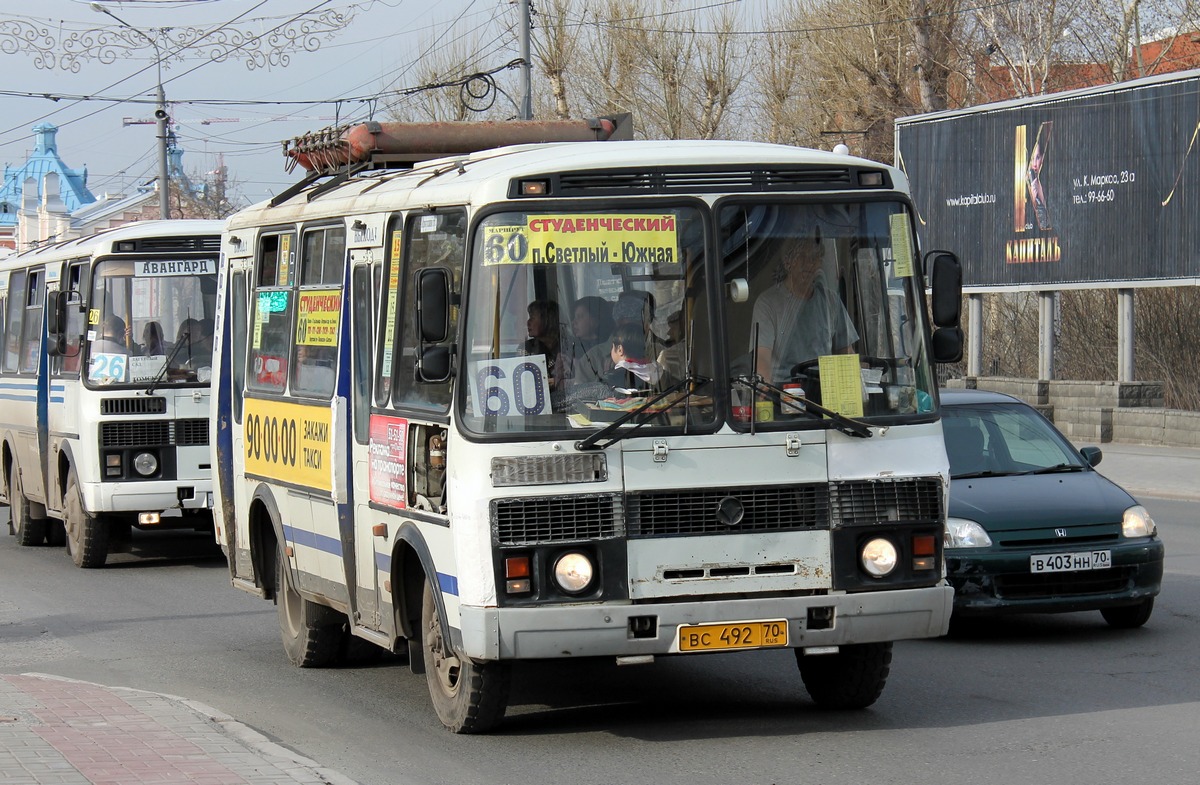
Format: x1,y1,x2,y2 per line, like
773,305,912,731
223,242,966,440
392,210,465,411
19,270,44,374
351,265,372,443
3,270,27,373
231,272,248,422
292,226,345,398
247,233,296,393
59,263,86,376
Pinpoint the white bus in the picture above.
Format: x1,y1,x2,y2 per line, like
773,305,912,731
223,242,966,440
1,220,223,567
212,123,964,733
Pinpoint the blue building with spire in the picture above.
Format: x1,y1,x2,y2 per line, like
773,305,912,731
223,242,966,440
0,124,97,234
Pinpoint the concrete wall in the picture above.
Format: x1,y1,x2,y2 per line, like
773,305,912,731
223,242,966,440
946,377,1200,447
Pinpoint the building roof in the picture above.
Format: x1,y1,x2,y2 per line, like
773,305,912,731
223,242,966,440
0,124,96,227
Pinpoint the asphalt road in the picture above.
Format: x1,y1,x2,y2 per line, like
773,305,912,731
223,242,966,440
2,495,1196,785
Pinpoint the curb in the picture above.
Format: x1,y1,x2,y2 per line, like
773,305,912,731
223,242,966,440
22,673,361,785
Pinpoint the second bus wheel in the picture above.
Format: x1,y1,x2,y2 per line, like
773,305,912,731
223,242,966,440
421,581,510,733
275,545,344,667
64,470,108,568
796,641,893,710
9,462,49,546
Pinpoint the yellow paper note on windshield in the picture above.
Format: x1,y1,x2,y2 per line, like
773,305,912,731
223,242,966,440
888,213,914,278
818,354,864,418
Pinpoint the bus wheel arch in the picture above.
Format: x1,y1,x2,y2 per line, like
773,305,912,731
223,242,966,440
9,459,48,546
247,487,284,600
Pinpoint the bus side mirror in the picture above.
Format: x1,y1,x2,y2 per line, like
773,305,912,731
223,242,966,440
416,267,451,343
414,267,455,383
46,290,82,358
927,251,962,328
932,326,963,364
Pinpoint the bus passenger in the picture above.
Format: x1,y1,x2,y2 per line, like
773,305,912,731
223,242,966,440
603,323,662,394
525,299,566,389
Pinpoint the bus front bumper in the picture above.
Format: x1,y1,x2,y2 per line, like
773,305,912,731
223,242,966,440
85,481,214,516
456,584,953,661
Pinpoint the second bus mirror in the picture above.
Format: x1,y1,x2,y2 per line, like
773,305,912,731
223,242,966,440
927,251,962,328
416,267,451,343
418,346,452,384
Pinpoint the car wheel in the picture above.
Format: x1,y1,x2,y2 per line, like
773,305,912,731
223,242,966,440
9,462,48,546
422,580,509,733
1100,598,1154,629
796,642,892,709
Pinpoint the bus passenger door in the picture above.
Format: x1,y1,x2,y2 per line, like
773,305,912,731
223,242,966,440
348,254,381,627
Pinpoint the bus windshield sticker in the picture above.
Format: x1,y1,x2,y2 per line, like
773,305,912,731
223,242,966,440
470,355,552,418
482,214,679,267
128,355,166,383
89,353,128,384
817,353,865,418
296,290,341,346
133,260,216,277
888,214,914,278
278,235,292,286
368,414,407,509
88,308,101,325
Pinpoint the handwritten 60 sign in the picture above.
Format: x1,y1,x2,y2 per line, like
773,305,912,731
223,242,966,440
470,355,551,417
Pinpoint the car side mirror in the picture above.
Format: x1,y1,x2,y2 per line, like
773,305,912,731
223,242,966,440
1079,446,1103,467
928,251,962,328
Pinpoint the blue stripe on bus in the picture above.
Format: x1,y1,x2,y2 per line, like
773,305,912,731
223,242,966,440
0,393,37,402
281,524,344,557
372,551,458,597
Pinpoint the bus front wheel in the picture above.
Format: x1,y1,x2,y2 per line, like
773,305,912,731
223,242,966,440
275,545,343,667
64,471,108,568
9,463,48,546
796,641,892,710
421,581,509,733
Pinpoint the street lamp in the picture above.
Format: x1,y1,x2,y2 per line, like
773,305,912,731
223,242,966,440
90,2,171,220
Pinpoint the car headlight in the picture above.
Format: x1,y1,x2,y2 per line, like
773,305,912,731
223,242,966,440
860,537,898,577
132,451,159,477
945,517,993,548
1122,505,1156,538
553,552,595,594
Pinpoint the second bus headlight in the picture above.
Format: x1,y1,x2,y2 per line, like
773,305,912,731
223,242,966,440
133,451,159,477
553,552,595,594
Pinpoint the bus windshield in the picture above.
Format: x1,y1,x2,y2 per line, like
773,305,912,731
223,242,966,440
460,205,715,435
718,200,936,421
86,257,218,387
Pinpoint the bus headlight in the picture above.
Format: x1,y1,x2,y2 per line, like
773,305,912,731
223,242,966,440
133,451,159,477
553,552,595,594
860,537,898,577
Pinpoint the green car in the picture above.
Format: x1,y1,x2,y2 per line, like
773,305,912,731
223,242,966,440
940,388,1164,628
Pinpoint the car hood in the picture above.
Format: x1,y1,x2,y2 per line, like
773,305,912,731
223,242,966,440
948,470,1137,532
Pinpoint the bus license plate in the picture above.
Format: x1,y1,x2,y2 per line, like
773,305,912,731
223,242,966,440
1030,550,1112,573
678,620,788,652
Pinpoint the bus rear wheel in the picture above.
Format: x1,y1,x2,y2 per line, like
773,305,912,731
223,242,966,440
9,463,48,546
275,545,344,667
64,471,108,568
421,581,509,733
796,642,892,710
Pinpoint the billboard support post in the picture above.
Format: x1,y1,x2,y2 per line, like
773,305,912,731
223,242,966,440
1118,289,1135,381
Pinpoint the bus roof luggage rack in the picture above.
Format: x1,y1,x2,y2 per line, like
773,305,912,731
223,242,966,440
282,113,633,176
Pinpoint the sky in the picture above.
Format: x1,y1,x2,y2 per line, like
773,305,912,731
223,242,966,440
0,0,520,209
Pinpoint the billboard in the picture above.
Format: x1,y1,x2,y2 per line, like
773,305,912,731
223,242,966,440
896,70,1200,288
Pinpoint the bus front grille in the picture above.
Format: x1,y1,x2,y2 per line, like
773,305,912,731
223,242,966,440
101,397,167,415
100,418,210,448
493,494,622,545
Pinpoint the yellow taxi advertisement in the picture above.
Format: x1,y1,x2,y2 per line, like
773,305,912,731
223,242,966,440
244,398,333,492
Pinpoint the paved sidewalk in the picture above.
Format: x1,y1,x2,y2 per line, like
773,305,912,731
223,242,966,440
0,673,358,785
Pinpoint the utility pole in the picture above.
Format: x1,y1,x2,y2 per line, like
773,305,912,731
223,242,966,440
91,3,171,220
519,0,533,120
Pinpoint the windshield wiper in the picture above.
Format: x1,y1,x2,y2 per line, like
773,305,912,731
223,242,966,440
1022,463,1087,475
145,331,192,395
575,374,711,452
951,470,1015,479
731,375,873,438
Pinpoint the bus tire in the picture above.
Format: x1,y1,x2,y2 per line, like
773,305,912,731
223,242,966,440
64,470,108,568
46,521,66,547
421,580,509,733
796,642,892,710
9,462,48,546
275,546,343,667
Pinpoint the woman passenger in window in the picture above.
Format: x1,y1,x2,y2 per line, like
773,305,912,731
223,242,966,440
524,299,566,389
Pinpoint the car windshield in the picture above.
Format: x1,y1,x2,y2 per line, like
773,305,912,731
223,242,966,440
718,200,936,426
459,206,715,435
86,257,218,387
943,401,1086,478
